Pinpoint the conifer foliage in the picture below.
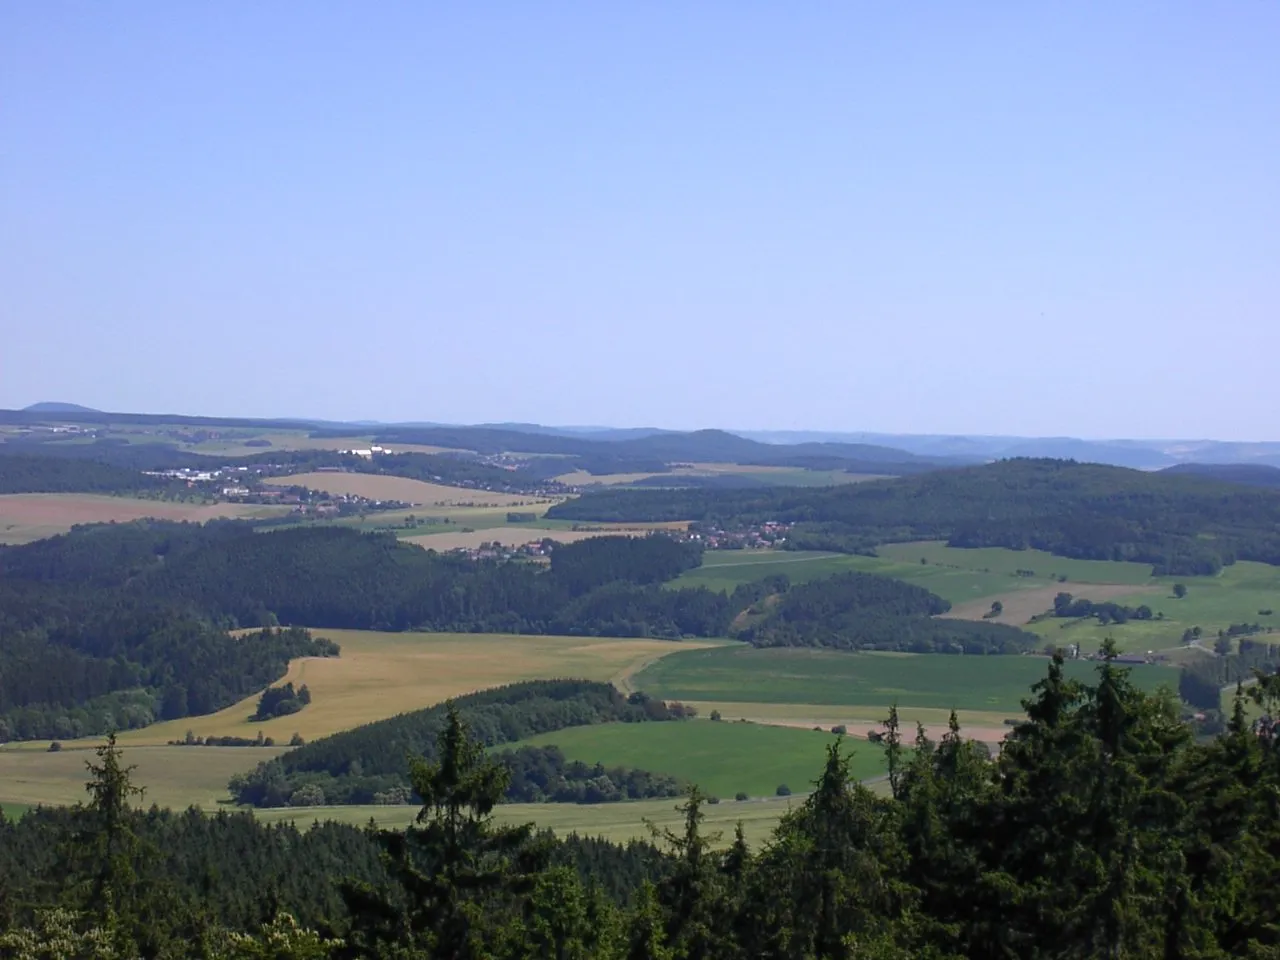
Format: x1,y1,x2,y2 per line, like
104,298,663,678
1,657,1279,958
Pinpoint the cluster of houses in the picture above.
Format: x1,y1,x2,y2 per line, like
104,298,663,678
451,538,558,562
681,520,793,550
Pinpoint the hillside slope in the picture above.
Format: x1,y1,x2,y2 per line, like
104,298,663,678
549,458,1280,575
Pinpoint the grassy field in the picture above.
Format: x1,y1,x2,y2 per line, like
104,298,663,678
0,745,288,810
1025,561,1280,654
674,550,1053,606
0,632,715,808
105,631,717,747
634,646,1178,717
0,494,290,544
679,544,1280,655
507,719,887,799
1,802,31,820
876,542,1157,585
264,472,556,509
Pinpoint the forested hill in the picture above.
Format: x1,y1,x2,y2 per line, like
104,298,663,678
548,457,1280,575
0,524,732,740
1162,461,1280,489
363,424,956,472
229,680,693,807
0,453,170,494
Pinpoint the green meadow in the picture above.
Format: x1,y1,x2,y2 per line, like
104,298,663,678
1026,561,1280,653
506,719,886,800
875,541,1158,585
677,544,1280,656
673,549,1043,605
634,645,1178,715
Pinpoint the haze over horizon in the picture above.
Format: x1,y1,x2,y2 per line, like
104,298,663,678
4,5,1277,440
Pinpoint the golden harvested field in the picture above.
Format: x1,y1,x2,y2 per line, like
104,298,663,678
0,494,290,545
265,472,554,508
947,583,1162,625
406,527,629,551
0,744,288,811
112,630,717,747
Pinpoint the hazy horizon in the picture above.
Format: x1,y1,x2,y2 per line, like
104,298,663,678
4,5,1277,439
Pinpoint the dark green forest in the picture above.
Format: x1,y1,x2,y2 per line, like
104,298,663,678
549,458,1280,575
738,572,1037,654
0,453,173,495
4,656,1280,958
228,681,695,808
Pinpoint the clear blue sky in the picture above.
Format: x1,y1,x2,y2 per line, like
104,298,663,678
3,4,1277,439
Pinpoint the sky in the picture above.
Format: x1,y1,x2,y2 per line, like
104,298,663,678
2,5,1278,440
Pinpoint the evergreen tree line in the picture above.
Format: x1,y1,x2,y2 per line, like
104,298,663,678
548,458,1280,575
6,656,1280,958
228,681,694,808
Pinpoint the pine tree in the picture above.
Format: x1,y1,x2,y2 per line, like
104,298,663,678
68,732,147,955
342,704,545,959
624,881,673,960
651,788,721,960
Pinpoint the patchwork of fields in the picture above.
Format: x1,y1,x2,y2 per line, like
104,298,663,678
3,496,1274,849
682,544,1280,656
115,630,721,747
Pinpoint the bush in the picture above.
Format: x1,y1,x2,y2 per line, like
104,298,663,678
831,724,847,735
289,783,326,807
706,796,720,804
776,784,791,797
289,733,305,746
47,741,62,753
709,709,722,722
735,791,749,802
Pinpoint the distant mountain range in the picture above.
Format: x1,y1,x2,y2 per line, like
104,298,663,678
740,430,1280,470
10,404,1280,472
